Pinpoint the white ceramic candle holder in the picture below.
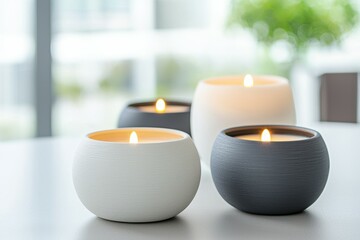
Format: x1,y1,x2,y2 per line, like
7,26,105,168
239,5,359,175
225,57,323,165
191,75,296,166
73,128,201,223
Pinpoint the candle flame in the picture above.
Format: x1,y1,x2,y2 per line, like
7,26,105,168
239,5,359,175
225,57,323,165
261,129,271,142
244,74,254,88
130,131,138,144
155,98,166,113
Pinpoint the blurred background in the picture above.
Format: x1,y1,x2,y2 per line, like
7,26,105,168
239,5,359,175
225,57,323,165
1,0,359,141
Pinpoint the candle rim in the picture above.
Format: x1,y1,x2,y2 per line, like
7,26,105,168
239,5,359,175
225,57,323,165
223,125,319,142
87,127,188,144
127,100,191,113
128,99,191,107
201,75,288,87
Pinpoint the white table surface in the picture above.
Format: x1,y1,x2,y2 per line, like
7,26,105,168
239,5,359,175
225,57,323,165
1,122,360,240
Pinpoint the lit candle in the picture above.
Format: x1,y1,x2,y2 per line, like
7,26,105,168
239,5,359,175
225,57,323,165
237,128,307,142
137,98,190,113
90,128,184,143
118,99,192,135
211,125,330,215
192,74,296,165
74,127,201,222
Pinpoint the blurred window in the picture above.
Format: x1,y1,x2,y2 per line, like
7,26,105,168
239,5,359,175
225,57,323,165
52,0,217,136
0,0,34,140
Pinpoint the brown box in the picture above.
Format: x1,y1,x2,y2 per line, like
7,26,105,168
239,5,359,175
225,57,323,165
320,73,358,123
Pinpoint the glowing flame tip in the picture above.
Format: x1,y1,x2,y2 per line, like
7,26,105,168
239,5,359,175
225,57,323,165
155,98,166,113
244,74,254,88
261,129,271,142
130,131,138,144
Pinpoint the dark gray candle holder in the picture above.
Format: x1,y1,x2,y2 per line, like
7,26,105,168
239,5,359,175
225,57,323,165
211,125,330,215
117,100,191,135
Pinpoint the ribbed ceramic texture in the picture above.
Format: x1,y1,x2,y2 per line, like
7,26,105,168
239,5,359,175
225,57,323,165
73,128,201,222
118,101,191,135
211,125,330,215
191,76,296,166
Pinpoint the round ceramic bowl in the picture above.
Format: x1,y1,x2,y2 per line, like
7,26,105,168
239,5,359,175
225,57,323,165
211,125,330,215
118,100,191,135
191,75,296,165
73,127,201,222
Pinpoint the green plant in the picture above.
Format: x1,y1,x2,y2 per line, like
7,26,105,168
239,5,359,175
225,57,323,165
99,62,131,93
228,0,358,55
55,80,84,101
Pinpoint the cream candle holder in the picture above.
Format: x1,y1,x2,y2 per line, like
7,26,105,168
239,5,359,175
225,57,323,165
73,128,201,223
191,75,296,166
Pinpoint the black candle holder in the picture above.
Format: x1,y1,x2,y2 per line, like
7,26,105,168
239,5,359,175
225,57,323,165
211,125,330,215
117,100,191,135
